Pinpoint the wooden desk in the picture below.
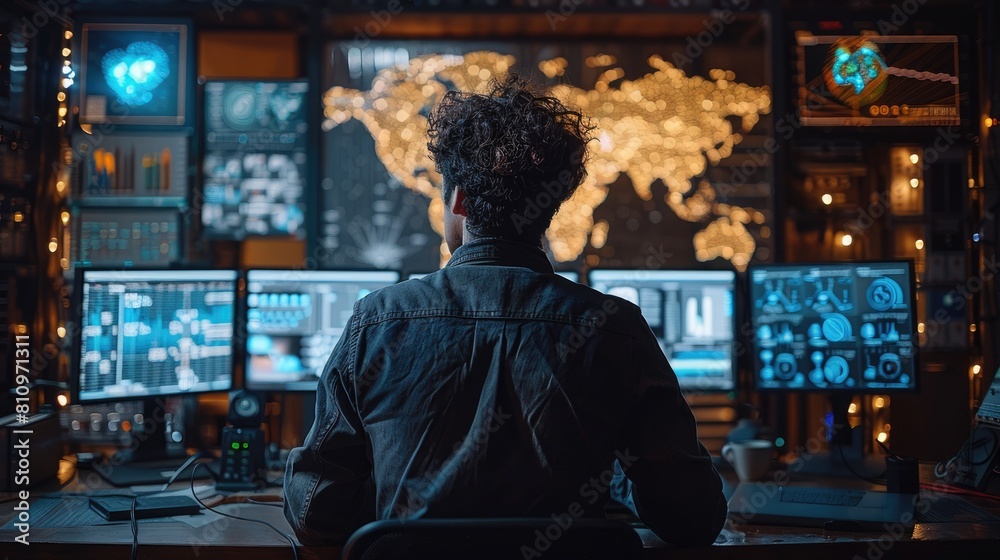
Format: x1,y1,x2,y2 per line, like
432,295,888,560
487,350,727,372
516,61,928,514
2,461,999,559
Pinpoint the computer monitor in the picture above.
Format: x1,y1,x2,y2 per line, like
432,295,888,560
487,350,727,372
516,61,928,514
976,369,1000,426
72,269,237,481
748,261,918,392
244,269,400,391
73,207,182,267
79,21,189,126
587,269,737,392
555,271,580,283
202,80,309,238
795,34,960,127
74,270,237,403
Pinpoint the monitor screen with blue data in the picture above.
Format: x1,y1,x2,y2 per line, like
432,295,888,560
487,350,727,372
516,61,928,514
244,270,400,391
202,80,309,238
75,270,237,403
748,261,917,392
587,269,737,392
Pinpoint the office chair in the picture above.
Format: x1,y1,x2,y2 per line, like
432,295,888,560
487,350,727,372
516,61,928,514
341,517,643,560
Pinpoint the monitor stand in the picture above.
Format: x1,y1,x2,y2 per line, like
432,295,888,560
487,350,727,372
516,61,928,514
92,398,218,487
792,394,886,480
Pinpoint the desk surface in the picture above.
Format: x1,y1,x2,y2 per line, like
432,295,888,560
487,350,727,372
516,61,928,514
2,461,999,559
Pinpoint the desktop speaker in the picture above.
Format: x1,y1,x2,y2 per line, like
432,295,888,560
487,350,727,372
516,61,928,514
227,390,264,428
218,391,266,491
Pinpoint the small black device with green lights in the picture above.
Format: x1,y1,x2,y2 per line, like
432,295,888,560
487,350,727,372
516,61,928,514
216,391,267,492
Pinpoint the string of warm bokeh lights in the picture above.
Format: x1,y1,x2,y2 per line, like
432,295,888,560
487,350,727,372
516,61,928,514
323,51,771,269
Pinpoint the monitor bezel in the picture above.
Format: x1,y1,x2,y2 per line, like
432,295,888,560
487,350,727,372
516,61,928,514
242,268,401,392
71,267,239,404
586,267,739,393
745,259,920,394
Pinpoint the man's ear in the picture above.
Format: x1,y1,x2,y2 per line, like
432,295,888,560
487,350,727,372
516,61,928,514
449,188,468,217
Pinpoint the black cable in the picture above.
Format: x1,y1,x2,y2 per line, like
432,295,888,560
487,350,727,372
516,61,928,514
837,444,887,486
160,450,214,492
130,496,138,560
189,464,299,560
875,439,897,458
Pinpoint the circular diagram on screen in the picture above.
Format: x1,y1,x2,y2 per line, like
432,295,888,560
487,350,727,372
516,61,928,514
823,356,851,385
866,277,904,312
223,84,258,129
821,314,853,342
775,353,797,381
879,352,902,379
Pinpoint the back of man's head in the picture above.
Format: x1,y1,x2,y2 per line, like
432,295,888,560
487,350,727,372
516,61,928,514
427,74,592,242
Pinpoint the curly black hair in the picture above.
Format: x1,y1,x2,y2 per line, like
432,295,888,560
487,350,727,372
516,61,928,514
427,74,592,242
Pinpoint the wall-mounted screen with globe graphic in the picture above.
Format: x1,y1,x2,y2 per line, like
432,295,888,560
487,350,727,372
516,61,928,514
748,261,918,392
202,80,309,238
796,33,959,126
79,22,189,125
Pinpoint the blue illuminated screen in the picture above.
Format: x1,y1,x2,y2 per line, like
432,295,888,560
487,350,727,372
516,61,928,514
245,270,400,391
80,23,186,124
202,80,309,238
588,269,736,392
77,270,236,402
749,261,917,391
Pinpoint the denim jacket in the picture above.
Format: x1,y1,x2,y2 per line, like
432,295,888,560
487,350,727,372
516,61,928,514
283,237,727,546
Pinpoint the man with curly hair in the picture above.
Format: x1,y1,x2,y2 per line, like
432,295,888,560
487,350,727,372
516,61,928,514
284,75,727,548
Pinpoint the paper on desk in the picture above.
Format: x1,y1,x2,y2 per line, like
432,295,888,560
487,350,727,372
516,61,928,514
172,508,226,528
169,498,284,529
1,485,219,530
2,495,174,529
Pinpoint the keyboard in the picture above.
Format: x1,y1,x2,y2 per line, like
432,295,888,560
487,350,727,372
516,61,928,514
778,487,866,507
916,492,1000,523
729,483,916,530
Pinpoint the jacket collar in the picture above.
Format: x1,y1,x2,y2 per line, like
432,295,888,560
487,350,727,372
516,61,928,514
446,237,554,274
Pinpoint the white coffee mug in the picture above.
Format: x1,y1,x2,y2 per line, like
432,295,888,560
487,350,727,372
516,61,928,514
722,439,774,482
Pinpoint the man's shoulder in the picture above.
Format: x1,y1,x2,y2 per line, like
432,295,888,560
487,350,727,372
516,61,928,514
350,274,440,322
353,267,648,336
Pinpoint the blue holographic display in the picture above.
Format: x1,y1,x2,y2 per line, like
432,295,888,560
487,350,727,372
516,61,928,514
831,46,887,95
101,41,171,107
81,23,187,124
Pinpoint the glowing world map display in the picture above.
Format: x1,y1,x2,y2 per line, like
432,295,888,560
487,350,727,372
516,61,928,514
322,47,772,270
